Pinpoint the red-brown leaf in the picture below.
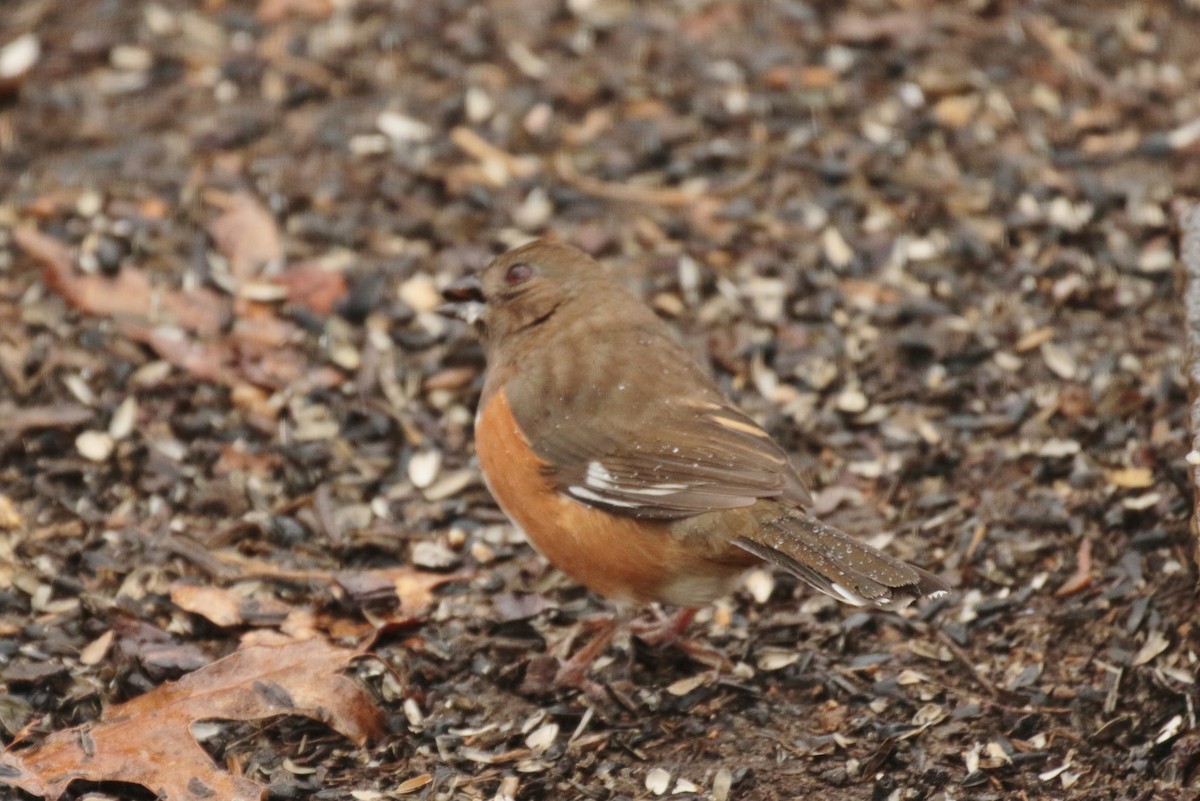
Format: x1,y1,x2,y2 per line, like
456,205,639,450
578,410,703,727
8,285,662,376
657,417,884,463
0,639,385,801
14,225,230,336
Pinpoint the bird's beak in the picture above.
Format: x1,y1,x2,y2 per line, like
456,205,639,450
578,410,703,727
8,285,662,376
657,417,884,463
438,275,485,324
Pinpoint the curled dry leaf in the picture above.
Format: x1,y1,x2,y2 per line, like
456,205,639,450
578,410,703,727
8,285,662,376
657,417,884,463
15,226,229,337
1054,538,1093,597
0,638,385,801
1132,630,1170,667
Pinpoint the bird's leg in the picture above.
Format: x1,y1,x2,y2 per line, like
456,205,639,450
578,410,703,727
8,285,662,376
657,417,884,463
630,606,733,671
628,606,697,646
551,615,619,692
539,608,729,694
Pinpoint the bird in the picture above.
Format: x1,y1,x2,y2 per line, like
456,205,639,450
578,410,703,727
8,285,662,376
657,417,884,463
441,239,949,684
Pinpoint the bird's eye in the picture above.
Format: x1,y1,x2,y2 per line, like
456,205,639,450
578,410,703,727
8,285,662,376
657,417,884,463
505,262,533,285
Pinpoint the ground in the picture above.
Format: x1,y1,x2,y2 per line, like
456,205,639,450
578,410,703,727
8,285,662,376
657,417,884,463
1,1,1198,800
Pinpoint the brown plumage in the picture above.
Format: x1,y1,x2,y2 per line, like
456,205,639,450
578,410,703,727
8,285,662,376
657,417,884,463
444,239,949,609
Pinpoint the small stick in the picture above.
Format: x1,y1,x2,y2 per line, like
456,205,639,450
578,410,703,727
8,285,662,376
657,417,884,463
1180,202,1200,579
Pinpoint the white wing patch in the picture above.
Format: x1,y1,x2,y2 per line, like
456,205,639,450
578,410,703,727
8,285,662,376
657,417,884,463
566,485,640,507
584,460,619,488
565,460,693,507
585,460,690,495
828,582,870,607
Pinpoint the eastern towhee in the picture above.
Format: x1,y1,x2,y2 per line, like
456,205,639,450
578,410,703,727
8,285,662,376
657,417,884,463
442,240,948,676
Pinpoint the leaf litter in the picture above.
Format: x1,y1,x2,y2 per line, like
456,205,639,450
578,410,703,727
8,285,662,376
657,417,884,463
0,639,384,801
1,1,1197,799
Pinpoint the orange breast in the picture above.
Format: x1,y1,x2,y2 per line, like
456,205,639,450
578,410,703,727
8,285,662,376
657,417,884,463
475,388,756,606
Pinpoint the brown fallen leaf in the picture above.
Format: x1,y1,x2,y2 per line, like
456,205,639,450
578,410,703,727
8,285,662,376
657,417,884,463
78,630,114,667
165,544,472,621
336,566,475,618
15,225,229,337
211,442,286,479
1055,538,1093,597
207,191,283,284
0,403,93,434
272,262,349,316
119,323,238,386
170,581,293,628
229,382,284,430
170,583,246,628
231,303,304,349
11,227,327,426
239,342,310,386
0,638,385,801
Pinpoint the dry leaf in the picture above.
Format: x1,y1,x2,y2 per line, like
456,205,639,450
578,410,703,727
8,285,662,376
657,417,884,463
15,225,229,336
0,639,384,801
1132,631,1170,667
120,323,238,385
1054,538,1092,597
78,630,114,666
272,262,349,316
207,192,284,284
335,566,472,618
231,303,304,349
170,584,246,627
171,582,293,629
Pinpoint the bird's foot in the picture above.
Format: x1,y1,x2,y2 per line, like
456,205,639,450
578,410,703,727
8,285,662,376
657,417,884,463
628,606,696,646
551,616,618,693
630,607,732,671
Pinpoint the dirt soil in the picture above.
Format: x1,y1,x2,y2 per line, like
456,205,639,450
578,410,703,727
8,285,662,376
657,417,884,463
2,1,1199,800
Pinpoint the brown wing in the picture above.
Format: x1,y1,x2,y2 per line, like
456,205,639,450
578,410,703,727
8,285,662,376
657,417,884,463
502,312,812,520
554,399,813,518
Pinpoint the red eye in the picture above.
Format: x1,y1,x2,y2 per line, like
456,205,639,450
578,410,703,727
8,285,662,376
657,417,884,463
505,262,533,285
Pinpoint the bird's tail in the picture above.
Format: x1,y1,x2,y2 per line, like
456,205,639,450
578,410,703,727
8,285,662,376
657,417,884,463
732,504,949,607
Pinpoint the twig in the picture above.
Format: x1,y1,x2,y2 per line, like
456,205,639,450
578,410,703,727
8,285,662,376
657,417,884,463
935,628,999,698
1180,202,1200,579
451,127,539,183
554,123,769,207
554,151,702,207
